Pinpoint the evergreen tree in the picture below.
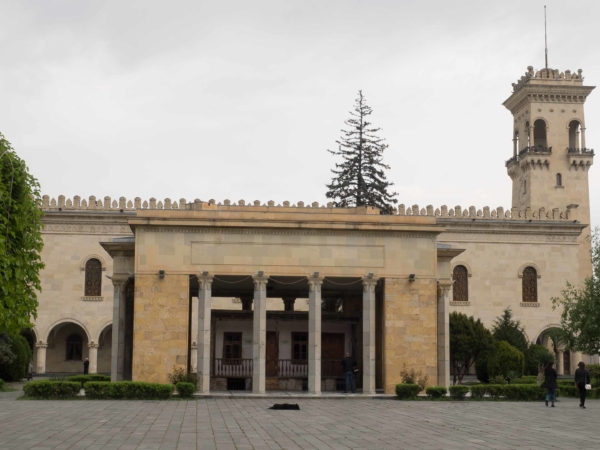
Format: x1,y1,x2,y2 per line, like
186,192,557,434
450,312,494,384
491,307,529,353
326,91,398,214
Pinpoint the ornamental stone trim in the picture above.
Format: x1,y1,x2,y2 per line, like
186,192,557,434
520,302,540,307
450,301,471,306
81,296,104,302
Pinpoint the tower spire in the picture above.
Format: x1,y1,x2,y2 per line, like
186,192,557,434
544,6,548,69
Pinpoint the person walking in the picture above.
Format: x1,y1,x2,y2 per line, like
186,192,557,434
574,361,591,409
544,362,558,407
27,361,33,381
83,357,89,375
341,352,357,394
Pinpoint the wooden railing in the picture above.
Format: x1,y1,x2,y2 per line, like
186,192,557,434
214,359,253,377
213,359,343,378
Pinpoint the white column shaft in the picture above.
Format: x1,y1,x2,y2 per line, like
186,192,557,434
111,281,127,382
36,345,47,374
252,275,268,394
437,283,451,388
197,275,213,394
308,277,323,394
557,351,565,375
88,345,98,374
362,277,378,395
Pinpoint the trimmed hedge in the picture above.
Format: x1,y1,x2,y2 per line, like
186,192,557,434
0,378,4,390
23,381,80,399
510,376,538,385
469,384,558,400
470,384,486,399
395,384,421,399
84,381,174,400
425,386,447,399
176,382,196,398
67,374,111,388
449,385,470,399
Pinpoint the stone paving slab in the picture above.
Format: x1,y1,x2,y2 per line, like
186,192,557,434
1,385,599,449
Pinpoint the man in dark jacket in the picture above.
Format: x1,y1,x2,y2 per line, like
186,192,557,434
83,358,89,375
574,361,591,409
342,353,357,394
544,362,558,407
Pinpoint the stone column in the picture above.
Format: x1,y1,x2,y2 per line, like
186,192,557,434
528,126,534,148
437,281,452,388
197,273,213,394
35,343,47,374
252,273,269,394
308,275,324,394
282,297,296,312
581,127,586,149
362,276,378,395
557,351,564,375
111,279,128,382
88,342,99,374
513,138,517,156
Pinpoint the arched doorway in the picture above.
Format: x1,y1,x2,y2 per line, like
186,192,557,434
46,321,90,374
20,328,37,372
97,324,112,374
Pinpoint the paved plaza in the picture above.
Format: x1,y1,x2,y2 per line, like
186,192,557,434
1,386,598,450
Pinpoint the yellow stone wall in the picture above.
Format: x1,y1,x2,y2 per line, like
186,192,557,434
382,278,437,394
132,274,189,383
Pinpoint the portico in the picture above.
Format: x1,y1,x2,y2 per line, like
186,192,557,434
102,200,457,394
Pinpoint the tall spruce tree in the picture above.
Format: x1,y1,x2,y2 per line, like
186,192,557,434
326,91,398,214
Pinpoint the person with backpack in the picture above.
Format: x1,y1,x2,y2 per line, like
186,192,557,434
544,362,558,407
574,361,591,409
341,352,357,394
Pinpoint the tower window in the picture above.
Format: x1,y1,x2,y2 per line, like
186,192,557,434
522,267,538,303
556,173,562,186
452,265,469,302
569,120,581,149
533,119,547,149
523,180,527,194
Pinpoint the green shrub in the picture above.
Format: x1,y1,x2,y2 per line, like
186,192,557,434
176,382,196,398
0,378,4,390
168,366,197,386
559,385,579,397
503,384,545,400
587,364,600,379
475,350,491,383
67,374,111,388
395,384,421,399
486,385,507,399
470,384,486,398
0,334,31,382
23,381,80,399
510,376,537,384
489,375,506,385
84,381,174,400
425,386,447,399
523,345,553,376
399,365,429,391
487,341,525,380
448,385,470,399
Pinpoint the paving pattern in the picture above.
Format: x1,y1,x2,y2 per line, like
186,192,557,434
1,385,598,450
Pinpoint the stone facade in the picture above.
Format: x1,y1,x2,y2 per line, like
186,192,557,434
27,65,596,390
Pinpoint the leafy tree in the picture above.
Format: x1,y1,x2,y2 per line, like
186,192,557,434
487,341,525,381
0,332,15,366
491,307,529,353
325,91,398,214
450,312,494,384
552,228,600,354
523,344,554,376
0,333,31,381
0,133,44,335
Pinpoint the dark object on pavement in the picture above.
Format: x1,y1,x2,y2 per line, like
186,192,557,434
269,403,300,410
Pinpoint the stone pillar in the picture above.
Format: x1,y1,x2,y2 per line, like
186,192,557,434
241,296,253,311
197,273,213,394
308,275,324,394
557,351,564,375
362,276,378,395
581,127,586,149
111,279,128,382
529,126,534,149
282,297,296,312
35,343,47,374
252,273,269,394
88,342,99,374
513,138,517,156
437,281,452,388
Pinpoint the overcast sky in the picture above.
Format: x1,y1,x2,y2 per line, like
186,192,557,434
1,0,599,227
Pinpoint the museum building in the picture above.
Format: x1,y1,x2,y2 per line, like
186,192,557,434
25,66,595,394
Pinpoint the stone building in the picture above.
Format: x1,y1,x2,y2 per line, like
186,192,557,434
26,66,595,393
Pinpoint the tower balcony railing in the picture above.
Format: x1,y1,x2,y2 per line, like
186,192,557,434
506,145,552,167
567,147,594,155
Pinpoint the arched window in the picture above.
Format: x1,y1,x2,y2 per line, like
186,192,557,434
522,266,538,303
569,120,581,149
525,121,531,148
452,265,469,302
84,258,102,296
533,119,547,149
556,173,562,186
523,179,527,194
513,130,519,156
66,334,83,360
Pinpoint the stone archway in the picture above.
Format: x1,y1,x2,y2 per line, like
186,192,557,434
97,324,112,374
46,321,90,374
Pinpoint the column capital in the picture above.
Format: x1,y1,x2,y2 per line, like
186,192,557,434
252,273,269,291
88,342,99,349
197,272,214,290
35,342,48,349
437,279,452,295
362,276,379,293
112,276,129,287
307,276,324,292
